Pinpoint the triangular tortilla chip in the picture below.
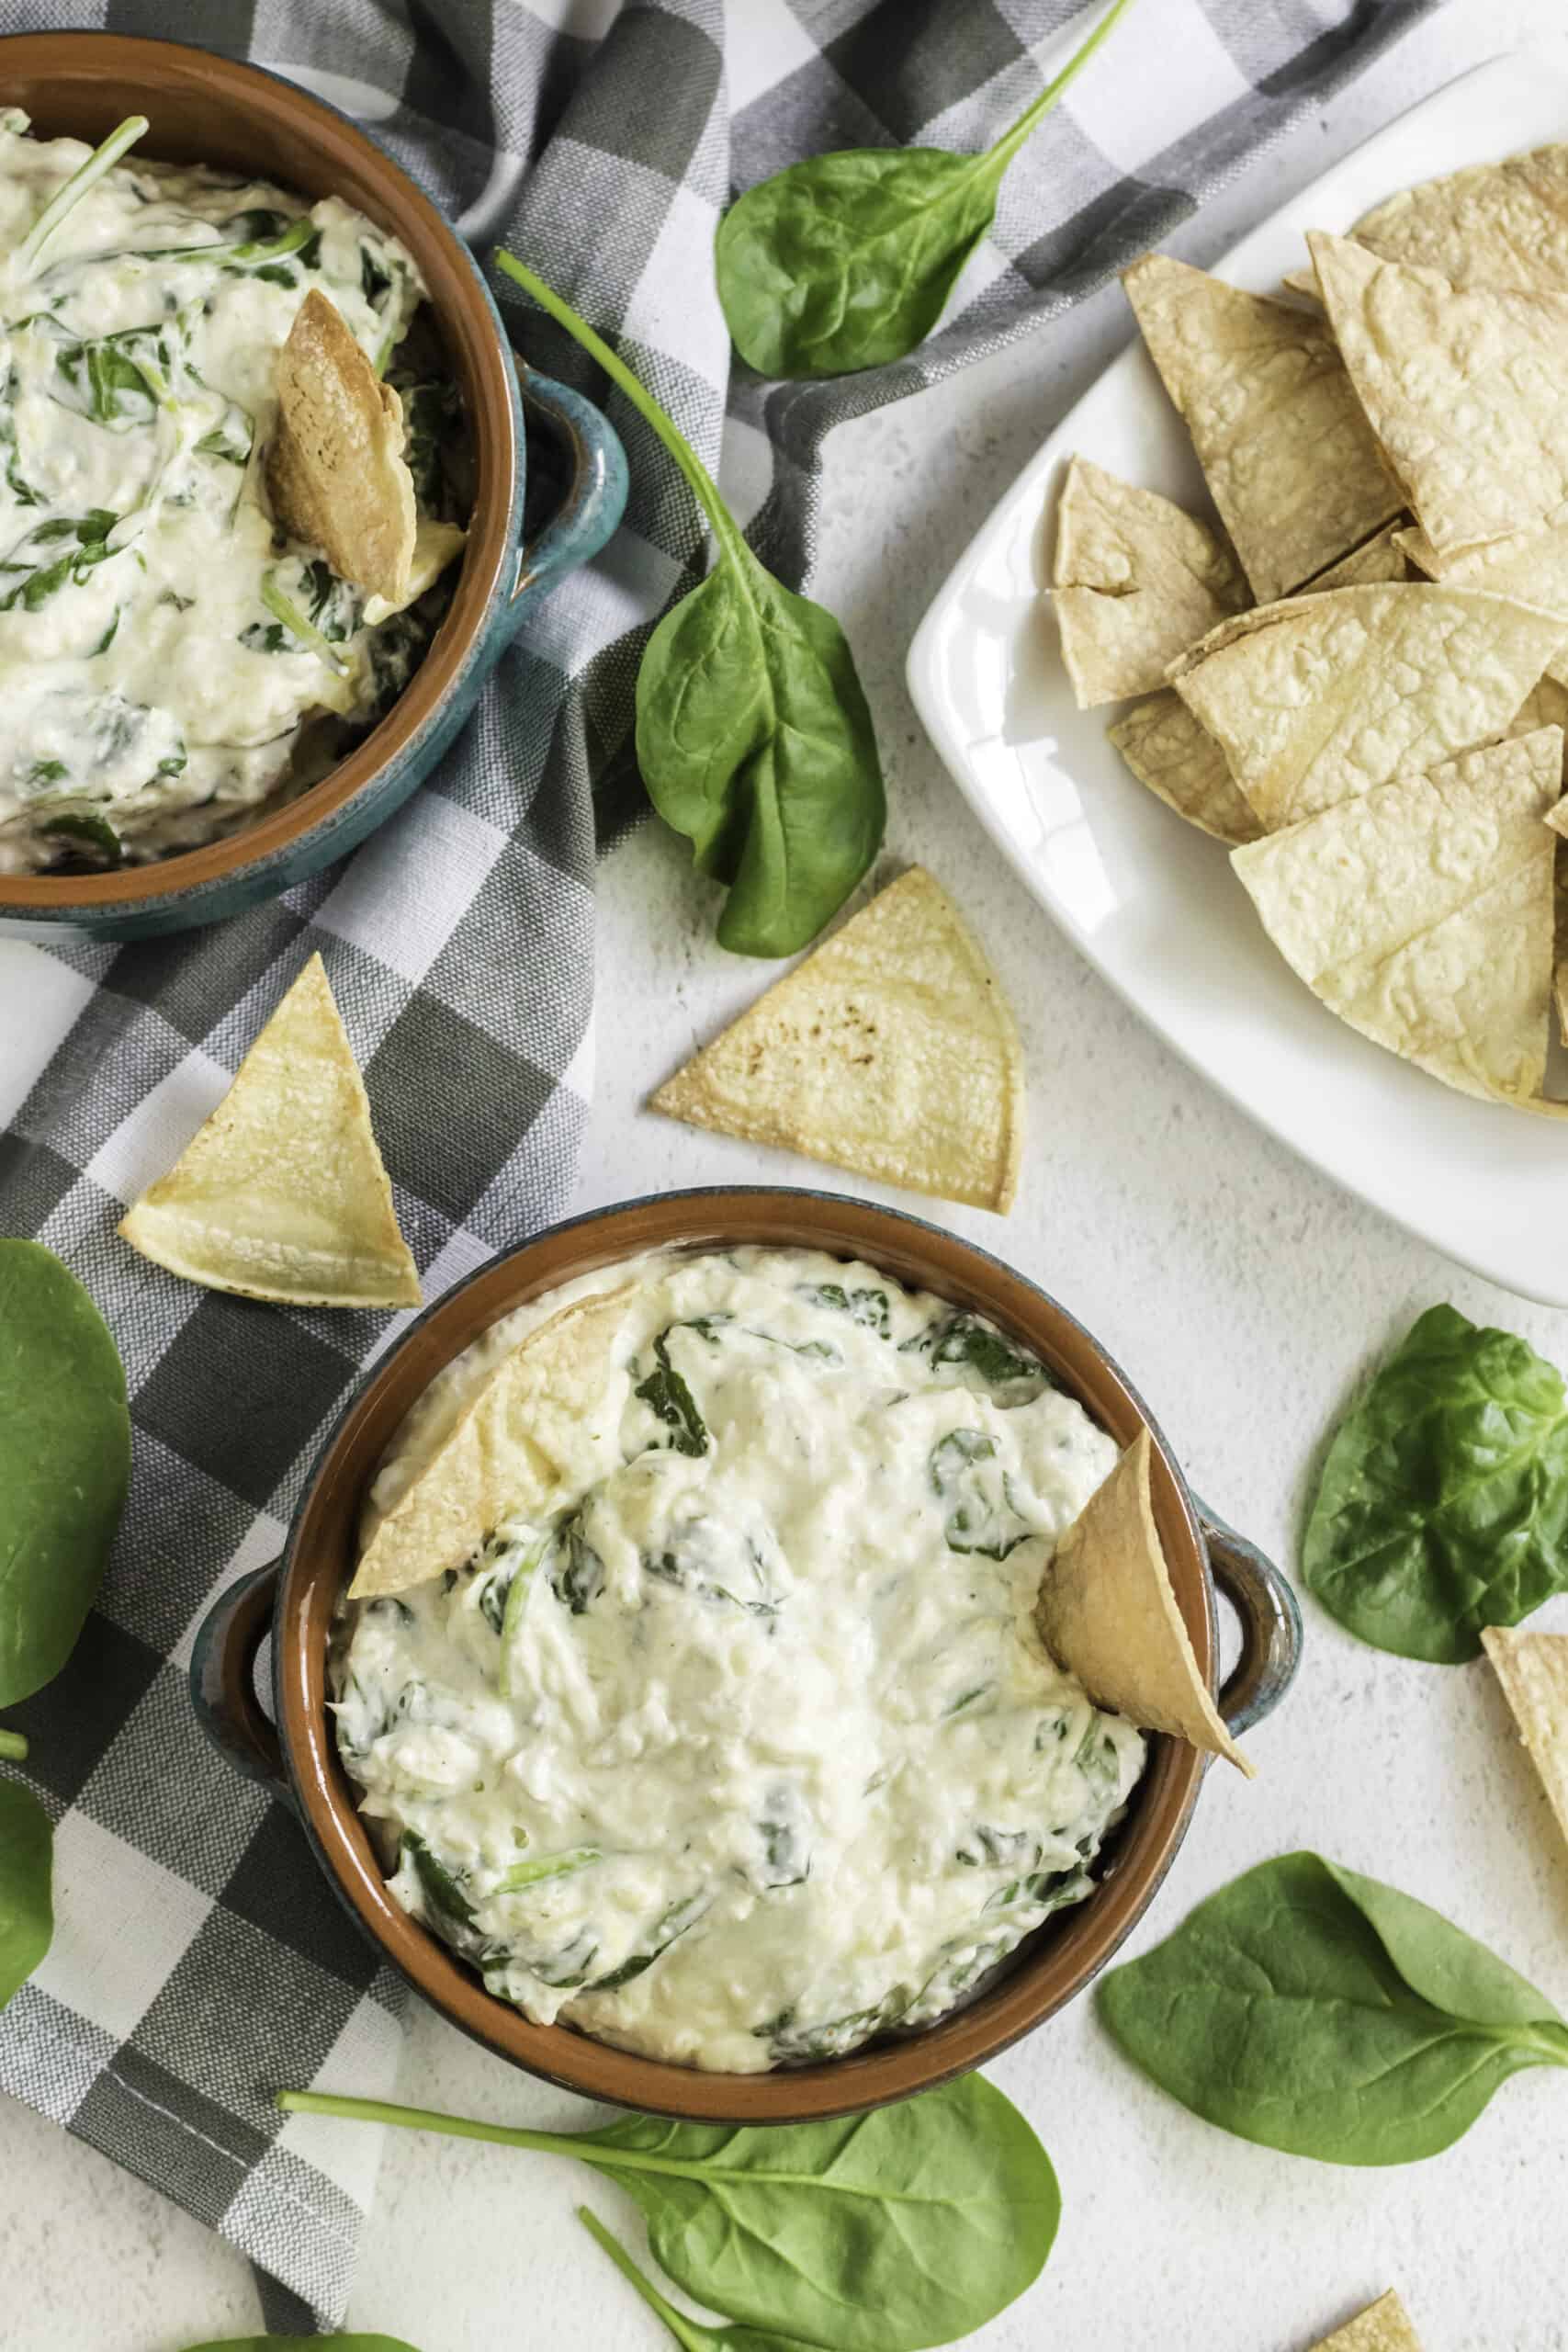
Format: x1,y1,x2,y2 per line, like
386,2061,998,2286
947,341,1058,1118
1170,584,1565,829
1397,520,1568,688
118,953,420,1308
1122,253,1402,602
649,867,1023,1213
1035,1429,1252,1775
1230,730,1562,1108
1303,521,1414,592
1051,455,1247,707
1107,690,1260,844
1348,145,1568,300
1309,230,1568,561
349,1286,637,1598
1483,1625,1568,1867
1310,2290,1424,2352
267,288,416,603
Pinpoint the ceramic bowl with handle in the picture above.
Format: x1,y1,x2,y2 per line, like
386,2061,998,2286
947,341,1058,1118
0,32,627,944
192,1187,1302,2125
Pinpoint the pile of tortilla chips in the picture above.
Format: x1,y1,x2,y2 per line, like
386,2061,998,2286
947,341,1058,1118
1053,143,1568,1116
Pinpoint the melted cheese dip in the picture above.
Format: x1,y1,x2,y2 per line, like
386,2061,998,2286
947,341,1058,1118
0,113,462,874
335,1248,1145,2072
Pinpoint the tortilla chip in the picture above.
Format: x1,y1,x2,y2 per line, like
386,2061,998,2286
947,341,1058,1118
1230,729,1562,1108
1397,520,1568,688
649,867,1022,1214
1303,521,1414,592
1052,455,1247,707
1122,253,1402,602
118,953,420,1308
1309,230,1568,561
1035,1429,1251,1775
1107,691,1260,844
267,288,416,603
1483,1626,1568,1864
1309,2290,1424,2352
1348,146,1568,300
1170,584,1565,830
349,1286,637,1599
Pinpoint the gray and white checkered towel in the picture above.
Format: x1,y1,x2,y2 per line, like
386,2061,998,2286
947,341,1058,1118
0,0,1434,2328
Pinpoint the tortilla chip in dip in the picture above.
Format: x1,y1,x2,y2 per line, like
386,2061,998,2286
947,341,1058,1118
1483,1625,1568,1867
650,867,1022,1213
1309,230,1568,561
118,953,420,1308
1303,521,1414,592
1107,691,1260,844
349,1286,637,1599
1309,2290,1424,2352
1035,1428,1251,1775
268,288,417,604
1121,253,1401,603
1051,455,1247,707
1230,729,1562,1108
1348,145,1568,300
1169,584,1565,830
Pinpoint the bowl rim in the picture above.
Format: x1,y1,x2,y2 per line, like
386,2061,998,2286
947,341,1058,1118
0,30,519,916
271,1185,1213,2122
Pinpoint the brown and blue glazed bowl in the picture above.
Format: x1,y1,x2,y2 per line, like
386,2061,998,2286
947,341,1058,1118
0,33,627,943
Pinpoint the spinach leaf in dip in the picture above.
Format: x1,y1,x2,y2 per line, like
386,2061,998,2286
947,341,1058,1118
0,111,468,876
333,1246,1146,2073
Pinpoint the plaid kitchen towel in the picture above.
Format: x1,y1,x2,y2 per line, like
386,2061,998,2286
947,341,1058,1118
0,0,1436,2329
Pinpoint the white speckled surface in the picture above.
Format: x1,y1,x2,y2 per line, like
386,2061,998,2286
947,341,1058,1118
7,8,1568,2346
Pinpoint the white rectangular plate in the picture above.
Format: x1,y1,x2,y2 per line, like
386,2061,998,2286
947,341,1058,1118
907,47,1568,1306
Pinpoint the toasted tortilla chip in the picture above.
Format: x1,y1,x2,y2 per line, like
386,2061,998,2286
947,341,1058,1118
1231,730,1562,1108
1397,520,1568,688
1303,521,1414,592
1309,2290,1424,2352
1108,691,1260,844
268,288,416,603
349,1286,637,1599
1035,1429,1252,1774
1122,253,1402,602
1483,1625,1568,1865
118,954,420,1308
1170,584,1565,829
1051,456,1247,707
1348,146,1568,300
650,868,1022,1213
1309,231,1568,561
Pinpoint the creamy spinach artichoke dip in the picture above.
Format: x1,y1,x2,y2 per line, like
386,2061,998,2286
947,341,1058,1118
334,1249,1146,2072
0,113,468,875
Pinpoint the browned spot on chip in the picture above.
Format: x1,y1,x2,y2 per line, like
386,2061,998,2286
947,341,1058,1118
1035,1428,1252,1775
267,287,416,603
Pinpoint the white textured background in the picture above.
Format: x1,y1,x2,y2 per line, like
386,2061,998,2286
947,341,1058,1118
6,4,1568,2346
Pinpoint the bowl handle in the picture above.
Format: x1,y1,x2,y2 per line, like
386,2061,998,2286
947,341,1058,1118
508,356,629,620
189,1558,291,1799
1193,1496,1303,1737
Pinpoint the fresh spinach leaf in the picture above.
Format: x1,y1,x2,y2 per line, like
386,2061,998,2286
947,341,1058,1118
1097,1850,1568,2165
577,2206,813,2351
714,0,1139,378
1303,1304,1568,1663
279,2069,1060,2351
496,249,884,957
636,1331,709,1456
0,1778,52,2010
0,1242,130,1706
178,2337,422,2350
0,1733,26,1762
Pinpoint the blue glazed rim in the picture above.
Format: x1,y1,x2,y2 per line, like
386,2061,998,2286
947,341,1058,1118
0,33,628,943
